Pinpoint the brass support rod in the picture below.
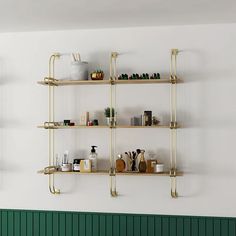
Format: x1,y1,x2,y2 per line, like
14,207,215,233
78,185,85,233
48,53,60,194
170,49,179,198
109,52,118,197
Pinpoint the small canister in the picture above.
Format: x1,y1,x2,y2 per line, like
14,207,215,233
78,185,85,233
73,159,82,172
61,163,72,172
155,163,164,173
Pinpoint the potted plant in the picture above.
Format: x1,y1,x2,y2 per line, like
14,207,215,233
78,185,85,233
104,107,115,126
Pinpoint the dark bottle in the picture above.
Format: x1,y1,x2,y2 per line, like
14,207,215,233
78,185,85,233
138,150,147,173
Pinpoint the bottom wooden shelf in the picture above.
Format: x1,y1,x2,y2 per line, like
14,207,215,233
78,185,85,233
38,169,183,176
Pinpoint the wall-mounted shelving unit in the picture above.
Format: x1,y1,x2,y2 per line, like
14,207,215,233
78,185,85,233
37,49,182,198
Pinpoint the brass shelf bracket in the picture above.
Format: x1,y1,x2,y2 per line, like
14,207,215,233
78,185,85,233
43,77,58,86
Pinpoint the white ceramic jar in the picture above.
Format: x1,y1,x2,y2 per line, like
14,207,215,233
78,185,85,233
70,61,88,80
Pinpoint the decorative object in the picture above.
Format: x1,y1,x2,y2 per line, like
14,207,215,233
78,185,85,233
89,146,98,171
64,120,70,126
150,73,160,79
116,154,126,172
118,74,129,80
130,116,142,126
93,119,99,126
61,163,72,172
90,70,104,80
140,73,149,80
70,53,88,80
61,150,72,172
118,72,160,80
129,74,140,80
155,163,164,173
73,159,82,172
104,107,115,126
152,116,160,125
144,111,152,126
138,150,147,172
80,160,92,173
146,159,157,173
80,112,89,126
87,120,93,126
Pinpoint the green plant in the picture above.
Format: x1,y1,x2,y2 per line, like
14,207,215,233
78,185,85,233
104,107,115,117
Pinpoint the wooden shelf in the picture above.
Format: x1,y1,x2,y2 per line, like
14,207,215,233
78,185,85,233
38,80,110,86
37,78,180,86
38,170,183,176
37,125,170,129
37,125,109,129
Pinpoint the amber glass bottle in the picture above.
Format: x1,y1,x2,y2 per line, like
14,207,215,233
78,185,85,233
138,150,147,172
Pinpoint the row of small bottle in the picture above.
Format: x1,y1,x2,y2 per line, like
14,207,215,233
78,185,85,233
116,149,164,173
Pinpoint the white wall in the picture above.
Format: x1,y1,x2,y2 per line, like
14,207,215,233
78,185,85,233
0,24,236,217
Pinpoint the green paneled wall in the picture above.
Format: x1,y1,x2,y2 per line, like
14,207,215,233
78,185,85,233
0,209,235,236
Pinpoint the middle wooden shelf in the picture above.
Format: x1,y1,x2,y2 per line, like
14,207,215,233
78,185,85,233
37,124,170,129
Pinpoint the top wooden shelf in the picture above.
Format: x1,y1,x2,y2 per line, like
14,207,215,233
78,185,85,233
37,78,181,86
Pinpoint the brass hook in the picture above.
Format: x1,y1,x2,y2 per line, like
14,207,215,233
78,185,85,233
109,168,118,197
49,174,60,194
170,168,178,198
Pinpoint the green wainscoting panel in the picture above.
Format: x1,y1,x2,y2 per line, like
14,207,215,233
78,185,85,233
0,209,235,236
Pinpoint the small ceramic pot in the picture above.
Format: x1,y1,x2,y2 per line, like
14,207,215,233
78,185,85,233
106,117,116,126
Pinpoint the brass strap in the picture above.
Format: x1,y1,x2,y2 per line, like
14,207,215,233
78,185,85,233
44,166,57,175
44,122,59,129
